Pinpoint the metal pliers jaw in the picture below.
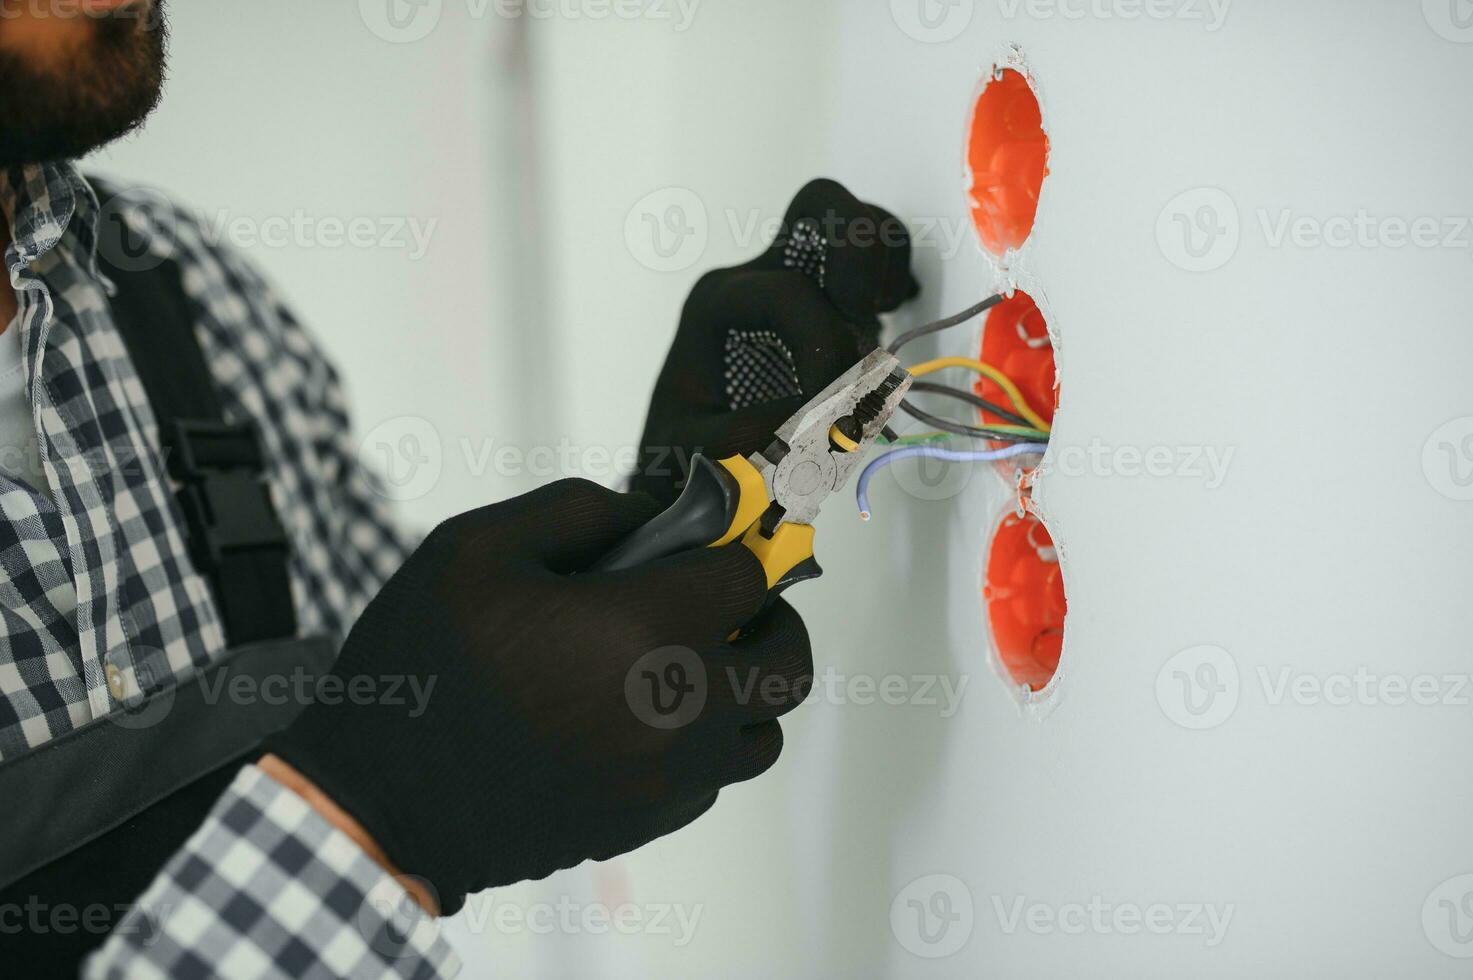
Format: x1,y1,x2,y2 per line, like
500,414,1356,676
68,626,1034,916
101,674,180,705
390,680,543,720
750,349,913,530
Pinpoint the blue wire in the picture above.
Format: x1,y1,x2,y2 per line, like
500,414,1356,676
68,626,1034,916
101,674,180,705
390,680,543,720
856,444,1050,520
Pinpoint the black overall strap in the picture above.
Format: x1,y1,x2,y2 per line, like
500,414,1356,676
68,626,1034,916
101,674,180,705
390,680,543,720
0,637,338,891
0,637,338,975
92,178,296,645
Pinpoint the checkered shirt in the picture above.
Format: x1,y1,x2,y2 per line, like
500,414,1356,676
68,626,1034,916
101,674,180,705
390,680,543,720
0,163,459,978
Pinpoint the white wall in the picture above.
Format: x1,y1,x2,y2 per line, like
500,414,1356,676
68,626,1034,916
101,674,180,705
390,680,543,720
825,3,1473,978
95,1,528,529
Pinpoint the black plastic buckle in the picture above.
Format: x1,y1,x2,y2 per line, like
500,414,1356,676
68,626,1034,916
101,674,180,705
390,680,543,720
167,420,289,575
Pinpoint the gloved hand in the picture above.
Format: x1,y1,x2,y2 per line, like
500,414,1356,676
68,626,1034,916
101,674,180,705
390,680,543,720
265,480,813,914
632,178,921,505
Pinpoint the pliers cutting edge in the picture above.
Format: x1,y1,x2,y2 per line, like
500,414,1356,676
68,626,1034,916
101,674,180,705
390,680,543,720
595,349,913,600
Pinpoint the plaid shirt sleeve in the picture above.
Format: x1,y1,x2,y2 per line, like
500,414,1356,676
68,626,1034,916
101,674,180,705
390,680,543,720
1,165,455,978
85,765,461,979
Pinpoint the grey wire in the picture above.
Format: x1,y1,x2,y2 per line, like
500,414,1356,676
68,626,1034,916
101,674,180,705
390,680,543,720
886,293,1005,354
909,380,1033,429
889,293,1016,440
897,400,1040,443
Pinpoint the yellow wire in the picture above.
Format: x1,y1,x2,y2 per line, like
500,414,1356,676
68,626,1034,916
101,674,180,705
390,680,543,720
905,356,1052,432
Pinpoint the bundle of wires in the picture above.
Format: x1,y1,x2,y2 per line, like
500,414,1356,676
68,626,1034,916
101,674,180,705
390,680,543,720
858,294,1051,519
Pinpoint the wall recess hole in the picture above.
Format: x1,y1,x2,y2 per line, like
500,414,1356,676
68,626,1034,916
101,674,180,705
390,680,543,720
975,289,1057,440
966,67,1049,257
983,511,1066,692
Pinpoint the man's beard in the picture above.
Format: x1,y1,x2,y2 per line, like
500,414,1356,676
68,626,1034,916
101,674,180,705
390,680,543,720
0,1,168,166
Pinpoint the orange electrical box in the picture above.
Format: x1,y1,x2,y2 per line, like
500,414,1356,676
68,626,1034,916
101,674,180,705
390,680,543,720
983,511,1066,691
974,289,1057,434
966,68,1049,257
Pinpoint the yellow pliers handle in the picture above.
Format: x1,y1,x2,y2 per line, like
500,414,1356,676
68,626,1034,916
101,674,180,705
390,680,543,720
592,454,821,597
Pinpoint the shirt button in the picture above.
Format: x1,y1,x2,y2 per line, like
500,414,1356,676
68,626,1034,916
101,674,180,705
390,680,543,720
105,663,126,701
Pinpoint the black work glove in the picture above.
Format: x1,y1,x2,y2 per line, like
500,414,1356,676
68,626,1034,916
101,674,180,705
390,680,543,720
633,177,921,505
266,480,813,914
